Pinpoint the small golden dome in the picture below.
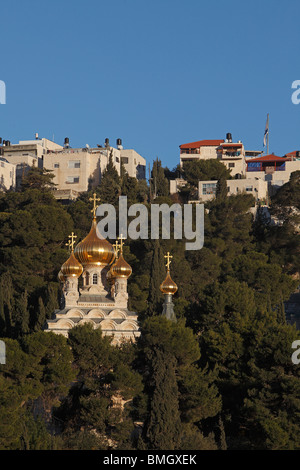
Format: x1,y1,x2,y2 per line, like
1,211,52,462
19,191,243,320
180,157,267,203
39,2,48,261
110,254,132,279
160,270,178,295
74,218,115,266
61,251,83,278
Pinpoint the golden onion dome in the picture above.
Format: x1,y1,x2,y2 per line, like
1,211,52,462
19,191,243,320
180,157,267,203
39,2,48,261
61,251,83,278
160,270,178,295
74,217,115,266
110,254,132,279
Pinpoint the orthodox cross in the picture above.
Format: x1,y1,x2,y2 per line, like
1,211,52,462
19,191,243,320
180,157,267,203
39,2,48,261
118,234,125,254
164,252,173,271
113,240,120,258
66,232,77,252
89,193,101,218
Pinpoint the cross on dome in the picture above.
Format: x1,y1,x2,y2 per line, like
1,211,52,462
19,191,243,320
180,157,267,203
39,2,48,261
118,234,126,254
89,193,101,218
66,232,77,252
164,252,173,271
113,240,120,257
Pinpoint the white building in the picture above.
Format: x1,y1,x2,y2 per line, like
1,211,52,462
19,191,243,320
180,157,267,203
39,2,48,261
179,133,252,178
43,138,146,200
198,177,268,203
2,136,63,189
0,157,16,191
246,153,300,195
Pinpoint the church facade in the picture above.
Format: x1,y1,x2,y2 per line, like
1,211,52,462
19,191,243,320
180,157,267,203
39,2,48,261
45,194,140,345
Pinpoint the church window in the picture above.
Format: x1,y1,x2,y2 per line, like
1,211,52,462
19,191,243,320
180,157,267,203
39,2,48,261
93,274,98,285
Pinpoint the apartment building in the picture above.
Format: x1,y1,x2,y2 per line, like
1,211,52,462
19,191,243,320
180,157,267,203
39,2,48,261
43,138,146,200
179,133,247,178
246,152,300,195
1,135,63,188
198,177,268,203
0,156,16,191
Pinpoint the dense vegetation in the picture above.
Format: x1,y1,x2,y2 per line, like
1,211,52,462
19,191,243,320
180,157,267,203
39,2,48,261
0,163,299,450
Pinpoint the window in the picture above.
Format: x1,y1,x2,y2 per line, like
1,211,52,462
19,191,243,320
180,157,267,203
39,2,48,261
68,160,81,168
116,157,119,163
121,157,129,164
0,162,4,168
54,163,59,168
246,186,253,192
202,183,217,195
66,176,79,184
93,274,98,285
229,163,235,168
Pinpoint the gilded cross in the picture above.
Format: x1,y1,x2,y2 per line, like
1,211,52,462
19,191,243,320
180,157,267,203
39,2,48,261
164,252,173,271
113,240,120,257
66,232,77,251
89,193,101,218
118,234,125,254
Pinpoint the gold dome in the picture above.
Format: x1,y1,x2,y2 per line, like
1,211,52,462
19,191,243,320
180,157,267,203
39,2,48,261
110,254,132,279
74,218,115,266
61,251,83,278
160,270,178,295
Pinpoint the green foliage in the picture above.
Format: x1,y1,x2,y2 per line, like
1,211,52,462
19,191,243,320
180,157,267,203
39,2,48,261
182,159,231,188
150,158,169,198
0,158,299,450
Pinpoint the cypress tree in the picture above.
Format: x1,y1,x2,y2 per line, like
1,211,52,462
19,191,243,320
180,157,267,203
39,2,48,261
98,151,121,206
216,177,228,202
14,290,30,337
147,240,164,316
151,158,169,198
143,348,181,449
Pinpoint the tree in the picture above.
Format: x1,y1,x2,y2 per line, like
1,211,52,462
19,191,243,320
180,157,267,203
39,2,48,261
150,158,169,199
182,159,231,188
20,167,56,192
138,316,221,450
56,324,143,450
216,177,228,202
146,240,164,317
98,151,121,206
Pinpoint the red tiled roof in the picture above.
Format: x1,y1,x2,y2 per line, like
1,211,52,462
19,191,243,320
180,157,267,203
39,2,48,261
180,139,224,149
246,154,288,163
285,150,299,158
221,143,243,148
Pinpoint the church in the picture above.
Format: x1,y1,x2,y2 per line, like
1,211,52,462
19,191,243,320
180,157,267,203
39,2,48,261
45,194,178,344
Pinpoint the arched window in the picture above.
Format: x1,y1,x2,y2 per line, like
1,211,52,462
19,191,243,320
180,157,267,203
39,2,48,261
85,272,90,285
93,274,98,285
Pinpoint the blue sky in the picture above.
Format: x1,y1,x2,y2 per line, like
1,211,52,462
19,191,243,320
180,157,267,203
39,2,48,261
1,0,299,170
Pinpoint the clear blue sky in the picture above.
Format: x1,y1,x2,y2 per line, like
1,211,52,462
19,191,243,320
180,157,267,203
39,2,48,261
1,0,299,170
